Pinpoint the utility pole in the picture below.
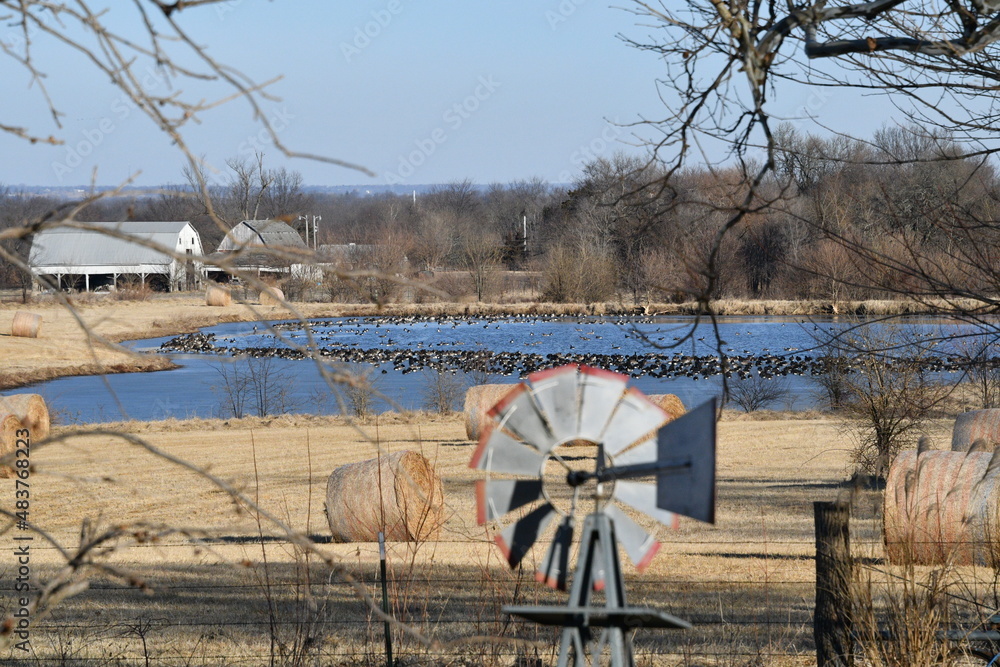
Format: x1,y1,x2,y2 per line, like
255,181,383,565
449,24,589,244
523,214,527,255
298,213,309,248
298,214,321,250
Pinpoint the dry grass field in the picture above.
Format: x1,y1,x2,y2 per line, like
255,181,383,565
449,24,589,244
1,292,989,665
3,408,954,666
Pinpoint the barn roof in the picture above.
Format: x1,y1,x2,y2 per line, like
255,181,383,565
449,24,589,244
29,221,192,269
240,220,306,248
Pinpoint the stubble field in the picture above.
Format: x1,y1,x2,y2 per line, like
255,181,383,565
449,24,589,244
4,408,942,666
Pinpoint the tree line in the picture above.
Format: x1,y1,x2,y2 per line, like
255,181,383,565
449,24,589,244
2,125,996,305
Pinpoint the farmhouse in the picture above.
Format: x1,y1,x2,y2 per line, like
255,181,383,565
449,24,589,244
29,221,205,292
207,219,307,282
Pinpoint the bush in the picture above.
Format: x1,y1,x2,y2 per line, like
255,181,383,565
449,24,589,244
728,372,790,412
421,369,465,414
820,322,951,478
113,278,154,301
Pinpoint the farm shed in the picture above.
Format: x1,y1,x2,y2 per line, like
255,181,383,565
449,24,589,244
29,221,205,292
207,219,307,282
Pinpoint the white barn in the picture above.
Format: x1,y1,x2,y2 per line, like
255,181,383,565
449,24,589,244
217,219,306,252
207,219,307,282
29,221,205,292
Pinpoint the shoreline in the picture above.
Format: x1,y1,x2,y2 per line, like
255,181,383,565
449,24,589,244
0,292,984,393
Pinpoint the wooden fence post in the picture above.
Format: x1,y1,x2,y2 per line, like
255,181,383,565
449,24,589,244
814,500,854,667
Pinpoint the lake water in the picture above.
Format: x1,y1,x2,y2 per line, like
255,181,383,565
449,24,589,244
15,314,973,424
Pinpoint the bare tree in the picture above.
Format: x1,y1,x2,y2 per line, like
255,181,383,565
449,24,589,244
822,323,952,479
624,0,1000,309
458,229,503,302
729,372,791,412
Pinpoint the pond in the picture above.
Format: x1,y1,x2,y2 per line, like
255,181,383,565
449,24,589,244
17,314,976,424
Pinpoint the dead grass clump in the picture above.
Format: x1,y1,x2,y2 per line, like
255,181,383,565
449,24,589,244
852,558,960,667
113,281,154,301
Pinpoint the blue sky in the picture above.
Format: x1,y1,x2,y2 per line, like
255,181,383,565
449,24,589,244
0,2,885,189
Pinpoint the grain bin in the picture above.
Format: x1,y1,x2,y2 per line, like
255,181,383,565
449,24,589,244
259,287,284,307
0,394,50,440
11,311,41,338
464,384,515,441
952,409,1000,452
205,284,232,307
883,448,1000,565
325,450,444,542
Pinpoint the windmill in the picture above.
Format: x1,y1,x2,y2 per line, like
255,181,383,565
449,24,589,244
470,364,716,666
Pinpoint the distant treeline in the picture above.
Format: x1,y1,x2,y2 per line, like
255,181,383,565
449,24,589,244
1,124,995,306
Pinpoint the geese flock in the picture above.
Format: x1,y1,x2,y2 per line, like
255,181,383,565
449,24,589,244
158,315,983,382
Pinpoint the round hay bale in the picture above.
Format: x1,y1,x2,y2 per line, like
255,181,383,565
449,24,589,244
0,413,24,479
0,394,49,440
648,394,686,422
325,450,444,542
206,284,232,307
883,449,1000,565
259,287,284,307
11,311,41,338
952,409,1000,452
463,384,515,441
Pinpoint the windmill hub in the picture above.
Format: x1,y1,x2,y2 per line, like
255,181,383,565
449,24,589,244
542,447,613,513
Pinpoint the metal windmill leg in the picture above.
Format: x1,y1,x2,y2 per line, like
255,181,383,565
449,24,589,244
556,513,637,667
594,513,634,667
557,514,598,667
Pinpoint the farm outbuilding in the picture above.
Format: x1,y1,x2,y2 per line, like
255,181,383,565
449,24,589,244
207,219,307,282
29,221,205,292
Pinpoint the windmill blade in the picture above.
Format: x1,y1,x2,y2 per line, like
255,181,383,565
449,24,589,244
601,388,670,456
577,366,628,443
604,503,660,572
611,438,656,467
656,398,717,524
536,515,574,590
476,479,544,524
613,481,680,530
470,423,546,476
495,502,558,569
489,384,558,453
528,365,581,444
